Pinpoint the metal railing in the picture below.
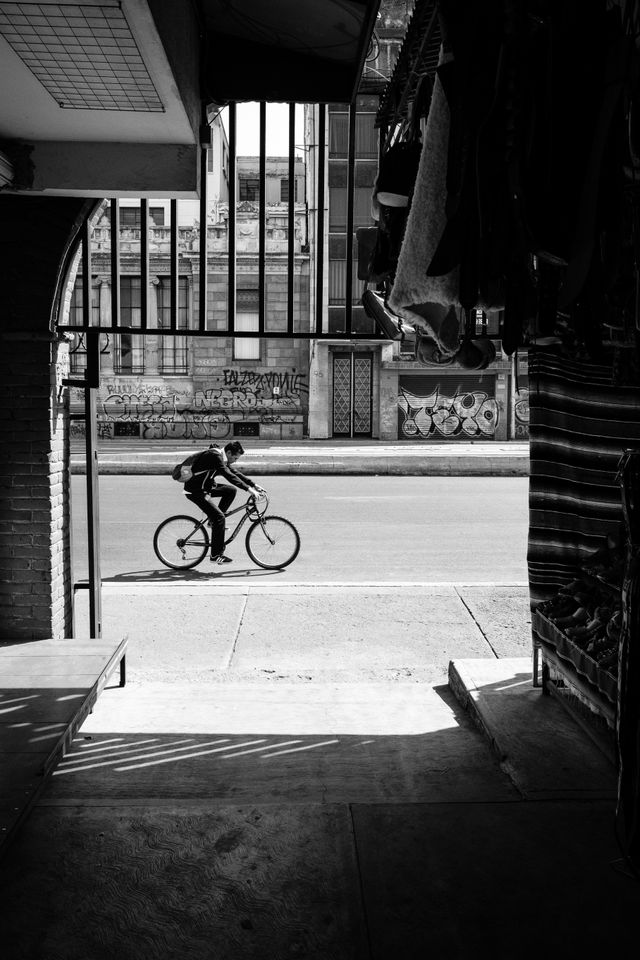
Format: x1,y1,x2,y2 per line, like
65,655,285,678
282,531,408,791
59,100,383,343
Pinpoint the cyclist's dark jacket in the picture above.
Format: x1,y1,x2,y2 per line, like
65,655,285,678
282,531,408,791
183,448,256,496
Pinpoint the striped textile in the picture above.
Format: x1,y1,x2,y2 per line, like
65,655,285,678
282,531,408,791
528,347,640,607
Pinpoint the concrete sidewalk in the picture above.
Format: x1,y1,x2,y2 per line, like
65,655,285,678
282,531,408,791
2,582,630,960
71,439,530,476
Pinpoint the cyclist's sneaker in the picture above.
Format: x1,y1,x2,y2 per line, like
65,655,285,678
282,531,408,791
210,554,233,564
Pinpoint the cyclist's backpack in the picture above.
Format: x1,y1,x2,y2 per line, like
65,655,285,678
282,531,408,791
171,445,220,483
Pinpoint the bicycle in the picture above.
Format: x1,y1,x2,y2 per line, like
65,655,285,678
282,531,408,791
153,494,300,571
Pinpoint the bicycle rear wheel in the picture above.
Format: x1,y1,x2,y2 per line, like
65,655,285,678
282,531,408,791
153,515,210,570
245,515,300,569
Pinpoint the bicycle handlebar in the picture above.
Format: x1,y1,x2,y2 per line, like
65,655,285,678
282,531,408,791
247,491,269,515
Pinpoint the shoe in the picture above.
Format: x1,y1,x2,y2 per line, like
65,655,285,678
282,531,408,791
210,554,232,564
361,289,414,340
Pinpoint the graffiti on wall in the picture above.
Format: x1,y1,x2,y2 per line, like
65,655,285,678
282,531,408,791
70,368,308,439
222,368,307,396
398,386,498,439
513,387,530,439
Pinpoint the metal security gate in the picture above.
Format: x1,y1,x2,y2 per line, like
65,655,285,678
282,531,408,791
332,352,373,437
58,99,385,636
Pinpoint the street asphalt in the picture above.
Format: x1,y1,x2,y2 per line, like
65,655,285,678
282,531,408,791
71,439,530,476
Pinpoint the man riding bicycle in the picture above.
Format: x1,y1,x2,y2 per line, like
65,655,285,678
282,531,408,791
183,441,266,564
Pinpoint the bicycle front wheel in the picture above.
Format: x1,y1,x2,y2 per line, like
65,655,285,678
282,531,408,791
245,515,300,569
153,515,210,570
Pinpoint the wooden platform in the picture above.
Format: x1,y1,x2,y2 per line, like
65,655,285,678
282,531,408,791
0,636,127,858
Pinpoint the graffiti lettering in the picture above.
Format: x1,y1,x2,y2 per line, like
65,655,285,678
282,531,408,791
398,387,498,439
141,415,232,441
70,367,307,439
223,369,308,398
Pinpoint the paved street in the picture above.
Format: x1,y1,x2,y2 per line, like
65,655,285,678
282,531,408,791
72,473,530,688
72,474,529,585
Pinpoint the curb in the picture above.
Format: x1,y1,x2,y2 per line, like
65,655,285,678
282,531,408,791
71,457,530,477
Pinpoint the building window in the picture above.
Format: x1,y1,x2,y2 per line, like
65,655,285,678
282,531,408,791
329,259,362,305
234,288,260,360
329,114,348,157
280,178,300,202
355,114,378,159
329,186,373,231
115,206,165,227
157,277,190,374
329,186,348,232
239,178,259,201
329,111,378,159
68,279,100,373
114,333,145,374
69,277,100,325
114,277,144,373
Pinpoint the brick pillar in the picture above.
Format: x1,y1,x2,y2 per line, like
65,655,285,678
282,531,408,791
0,195,98,640
0,334,72,638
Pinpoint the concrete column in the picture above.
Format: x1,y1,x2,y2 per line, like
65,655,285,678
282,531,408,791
144,278,161,376
307,340,330,438
97,278,114,377
379,343,399,440
494,371,509,441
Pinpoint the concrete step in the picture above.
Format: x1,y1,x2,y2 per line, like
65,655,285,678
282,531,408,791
449,657,616,800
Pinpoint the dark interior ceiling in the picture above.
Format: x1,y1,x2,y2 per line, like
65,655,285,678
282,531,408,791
201,0,382,104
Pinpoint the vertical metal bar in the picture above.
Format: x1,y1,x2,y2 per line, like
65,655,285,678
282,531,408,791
199,142,209,332
287,102,295,334
84,328,102,639
110,199,120,328
258,101,266,335
345,101,357,336
228,103,237,334
81,217,91,329
170,198,178,332
315,104,326,336
140,199,149,331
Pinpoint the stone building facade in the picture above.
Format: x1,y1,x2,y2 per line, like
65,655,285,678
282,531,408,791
67,157,311,443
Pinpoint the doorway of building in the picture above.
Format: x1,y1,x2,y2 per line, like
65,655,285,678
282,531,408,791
332,352,373,438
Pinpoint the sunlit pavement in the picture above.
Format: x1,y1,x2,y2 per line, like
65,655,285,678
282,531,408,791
70,440,531,475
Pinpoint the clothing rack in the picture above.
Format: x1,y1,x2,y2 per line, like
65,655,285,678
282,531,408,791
375,0,441,136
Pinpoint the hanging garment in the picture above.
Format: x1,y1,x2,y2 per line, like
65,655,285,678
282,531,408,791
366,97,426,285
388,49,461,356
425,0,508,312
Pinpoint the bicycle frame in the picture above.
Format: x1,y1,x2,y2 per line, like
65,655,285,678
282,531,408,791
223,504,251,546
182,495,268,550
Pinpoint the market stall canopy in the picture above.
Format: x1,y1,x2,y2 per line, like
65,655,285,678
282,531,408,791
0,0,381,198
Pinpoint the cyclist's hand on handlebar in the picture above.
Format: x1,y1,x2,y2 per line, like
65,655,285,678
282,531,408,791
252,485,267,498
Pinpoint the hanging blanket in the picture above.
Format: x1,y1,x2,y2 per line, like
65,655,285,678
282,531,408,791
528,347,640,608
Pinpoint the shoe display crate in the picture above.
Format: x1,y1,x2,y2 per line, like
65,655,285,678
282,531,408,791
532,556,623,737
